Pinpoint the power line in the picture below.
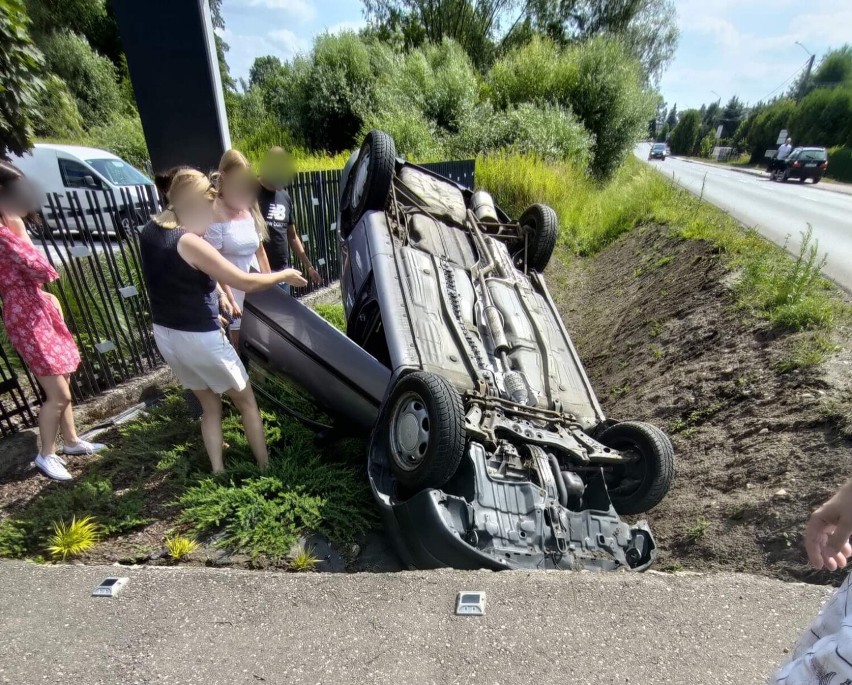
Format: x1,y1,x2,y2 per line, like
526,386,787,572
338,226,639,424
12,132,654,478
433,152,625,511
755,58,811,103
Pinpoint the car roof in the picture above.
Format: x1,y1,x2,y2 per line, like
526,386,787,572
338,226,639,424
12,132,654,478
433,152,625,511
33,143,123,160
793,146,826,152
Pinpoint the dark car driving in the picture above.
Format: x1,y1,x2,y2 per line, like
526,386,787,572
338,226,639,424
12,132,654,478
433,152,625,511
771,147,828,184
648,143,668,161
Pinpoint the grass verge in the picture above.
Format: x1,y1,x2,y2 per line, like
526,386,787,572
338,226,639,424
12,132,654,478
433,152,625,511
477,153,848,344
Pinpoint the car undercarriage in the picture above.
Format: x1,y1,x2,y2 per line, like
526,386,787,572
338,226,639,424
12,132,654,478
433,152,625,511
242,130,674,572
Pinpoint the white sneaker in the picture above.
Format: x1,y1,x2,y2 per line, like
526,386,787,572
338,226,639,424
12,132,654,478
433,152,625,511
34,454,73,481
62,439,107,456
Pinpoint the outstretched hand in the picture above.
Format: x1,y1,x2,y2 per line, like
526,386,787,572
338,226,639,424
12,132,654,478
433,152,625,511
280,268,308,288
805,482,852,570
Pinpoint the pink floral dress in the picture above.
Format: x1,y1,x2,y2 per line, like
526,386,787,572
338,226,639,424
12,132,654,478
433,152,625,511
0,224,80,376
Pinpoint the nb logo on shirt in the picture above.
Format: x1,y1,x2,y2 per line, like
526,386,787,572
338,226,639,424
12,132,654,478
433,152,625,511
267,204,288,223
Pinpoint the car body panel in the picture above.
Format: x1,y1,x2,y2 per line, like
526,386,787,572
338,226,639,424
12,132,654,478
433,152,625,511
242,286,390,430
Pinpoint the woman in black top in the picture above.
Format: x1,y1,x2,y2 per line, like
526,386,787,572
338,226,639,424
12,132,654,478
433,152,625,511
140,169,306,472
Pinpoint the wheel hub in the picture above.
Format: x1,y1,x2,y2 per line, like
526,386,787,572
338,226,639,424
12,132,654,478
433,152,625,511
390,394,430,471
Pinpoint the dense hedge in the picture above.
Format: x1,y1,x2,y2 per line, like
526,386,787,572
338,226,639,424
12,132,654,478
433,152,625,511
827,147,852,183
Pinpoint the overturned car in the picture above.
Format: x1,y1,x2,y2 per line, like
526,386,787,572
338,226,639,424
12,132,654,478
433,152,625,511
241,130,674,572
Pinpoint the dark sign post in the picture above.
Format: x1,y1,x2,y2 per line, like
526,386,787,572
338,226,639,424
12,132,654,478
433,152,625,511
112,0,230,175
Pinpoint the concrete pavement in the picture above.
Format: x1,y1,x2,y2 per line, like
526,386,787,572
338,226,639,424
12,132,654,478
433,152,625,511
636,143,852,292
0,560,831,685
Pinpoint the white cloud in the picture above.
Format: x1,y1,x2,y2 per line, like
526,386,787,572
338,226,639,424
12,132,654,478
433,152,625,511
268,28,312,58
323,20,367,35
233,0,315,23
662,0,850,108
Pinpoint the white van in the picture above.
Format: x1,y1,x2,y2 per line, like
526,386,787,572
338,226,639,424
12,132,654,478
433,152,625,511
9,144,157,238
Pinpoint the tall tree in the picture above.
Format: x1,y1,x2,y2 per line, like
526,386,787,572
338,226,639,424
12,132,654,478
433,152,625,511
209,0,235,91
524,0,679,82
249,55,285,89
668,109,700,155
363,0,519,69
812,45,852,89
665,103,677,128
720,95,745,138
0,0,45,158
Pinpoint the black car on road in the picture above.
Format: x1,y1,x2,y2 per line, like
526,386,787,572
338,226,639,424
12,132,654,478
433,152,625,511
771,147,828,184
648,143,668,161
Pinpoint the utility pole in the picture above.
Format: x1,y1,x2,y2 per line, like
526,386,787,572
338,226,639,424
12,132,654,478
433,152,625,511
795,41,815,100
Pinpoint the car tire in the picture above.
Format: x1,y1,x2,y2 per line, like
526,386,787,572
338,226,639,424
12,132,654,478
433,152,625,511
517,204,558,272
813,177,821,184
598,421,674,515
26,218,51,241
386,371,465,491
350,130,396,224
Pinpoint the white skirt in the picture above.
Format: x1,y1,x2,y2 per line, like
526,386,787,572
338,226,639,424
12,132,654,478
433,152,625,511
153,325,249,394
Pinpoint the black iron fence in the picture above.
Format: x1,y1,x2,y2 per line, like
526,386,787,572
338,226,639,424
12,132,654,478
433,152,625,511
0,158,476,435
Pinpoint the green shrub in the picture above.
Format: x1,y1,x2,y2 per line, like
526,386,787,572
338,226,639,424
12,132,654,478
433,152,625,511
46,515,101,560
450,103,591,165
791,86,852,149
86,113,149,168
827,146,852,183
489,36,652,178
699,134,716,159
34,75,85,139
40,30,121,125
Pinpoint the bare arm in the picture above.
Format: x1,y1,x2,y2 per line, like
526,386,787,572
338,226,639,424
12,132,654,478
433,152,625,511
288,224,321,284
177,233,307,292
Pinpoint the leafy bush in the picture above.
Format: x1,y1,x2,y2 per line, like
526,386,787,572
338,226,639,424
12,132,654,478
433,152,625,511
288,33,395,151
489,36,652,178
86,113,149,168
33,74,85,139
827,146,852,183
450,103,591,165
1,0,45,157
668,109,701,155
40,30,121,124
699,134,715,159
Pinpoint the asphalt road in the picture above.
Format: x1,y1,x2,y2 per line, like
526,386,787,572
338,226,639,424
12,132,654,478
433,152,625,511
636,143,852,292
0,560,831,685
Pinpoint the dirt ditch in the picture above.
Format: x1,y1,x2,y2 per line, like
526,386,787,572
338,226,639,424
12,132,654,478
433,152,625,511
549,223,852,582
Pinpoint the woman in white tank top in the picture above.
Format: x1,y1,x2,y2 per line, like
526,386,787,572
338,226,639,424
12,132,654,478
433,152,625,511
207,149,271,348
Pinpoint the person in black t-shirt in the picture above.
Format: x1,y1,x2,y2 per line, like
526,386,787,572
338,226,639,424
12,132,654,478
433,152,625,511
257,147,321,286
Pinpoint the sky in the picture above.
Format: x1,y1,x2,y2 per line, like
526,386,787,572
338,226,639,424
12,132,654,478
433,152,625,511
219,0,852,110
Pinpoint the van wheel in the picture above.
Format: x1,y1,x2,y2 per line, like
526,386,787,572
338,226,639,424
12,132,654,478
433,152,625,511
515,204,558,272
350,130,396,224
386,371,465,491
599,421,674,515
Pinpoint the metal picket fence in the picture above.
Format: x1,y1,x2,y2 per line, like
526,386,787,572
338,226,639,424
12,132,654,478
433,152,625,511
0,158,476,435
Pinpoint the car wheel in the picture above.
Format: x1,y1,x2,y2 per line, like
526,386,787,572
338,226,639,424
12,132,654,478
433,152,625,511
813,177,821,184
26,218,51,241
386,371,465,491
516,204,558,272
350,130,396,224
598,421,674,515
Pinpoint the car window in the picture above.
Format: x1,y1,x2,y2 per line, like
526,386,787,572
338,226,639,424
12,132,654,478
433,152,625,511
786,150,800,161
58,158,100,189
799,149,827,161
87,158,151,186
653,144,666,151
